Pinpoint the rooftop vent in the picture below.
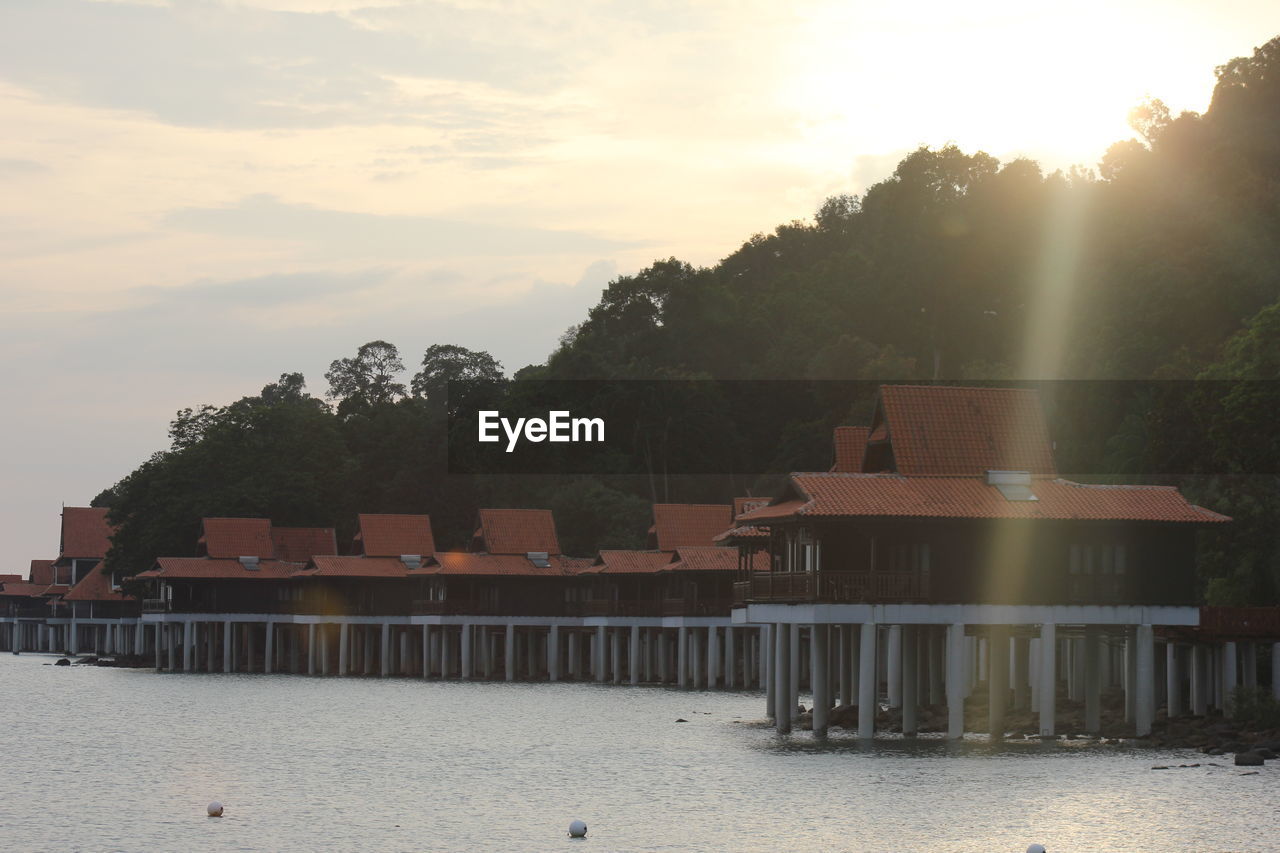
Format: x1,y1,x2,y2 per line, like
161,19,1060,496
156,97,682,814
401,554,423,570
527,551,551,569
986,470,1038,502
238,556,261,570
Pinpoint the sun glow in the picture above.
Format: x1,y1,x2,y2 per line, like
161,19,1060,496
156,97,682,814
783,0,1220,177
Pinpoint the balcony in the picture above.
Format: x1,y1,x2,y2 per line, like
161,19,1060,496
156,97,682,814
142,598,169,613
732,571,926,605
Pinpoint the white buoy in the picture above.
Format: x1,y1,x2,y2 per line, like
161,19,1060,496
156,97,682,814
568,819,587,838
207,801,224,817
1026,845,1046,853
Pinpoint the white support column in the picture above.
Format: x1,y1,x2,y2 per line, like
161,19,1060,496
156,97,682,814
1243,642,1258,689
567,630,580,680
224,622,235,674
441,626,453,679
848,623,861,705
691,629,703,689
504,624,515,681
1084,626,1102,733
887,625,902,709
260,621,273,674
596,626,608,683
677,627,689,688
658,630,670,684
548,625,561,682
461,623,473,680
946,623,966,739
858,622,877,739
707,626,719,688
812,623,830,736
134,621,145,656
902,625,919,737
774,623,791,733
166,624,176,671
764,625,775,717
1136,624,1155,736
789,624,801,720
377,623,389,677
1273,642,1280,702
1190,644,1208,715
182,620,194,672
1124,630,1137,723
1222,641,1238,716
724,625,735,689
400,629,410,676
611,629,622,685
627,625,640,685
837,626,851,706
986,626,1007,741
1038,623,1056,738
1166,642,1183,718
306,624,317,676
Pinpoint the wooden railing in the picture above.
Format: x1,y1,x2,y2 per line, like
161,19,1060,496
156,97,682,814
141,598,169,613
733,571,926,604
1197,606,1280,639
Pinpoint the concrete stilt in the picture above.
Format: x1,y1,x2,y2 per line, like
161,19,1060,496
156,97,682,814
691,628,704,689
887,625,902,709
987,626,1008,740
1273,642,1280,702
1222,641,1238,716
902,625,919,737
724,625,735,689
263,621,274,674
596,626,608,683
837,626,851,705
1135,624,1155,735
774,623,791,733
440,626,451,679
677,627,688,688
1084,625,1102,733
848,623,861,705
1038,623,1056,738
1013,634,1030,710
1166,642,1182,718
812,623,830,735
626,625,639,685
946,623,966,739
789,624,801,721
658,630,669,684
707,626,719,688
1029,637,1040,713
460,623,473,680
548,625,561,681
504,624,515,681
1242,642,1258,689
1124,630,1137,723
610,630,622,685
764,625,776,717
225,622,235,674
306,624,316,676
858,622,877,739
182,620,194,672
928,628,944,706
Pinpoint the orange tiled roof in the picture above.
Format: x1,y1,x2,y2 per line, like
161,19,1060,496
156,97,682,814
434,552,575,576
647,504,734,551
56,507,113,562
874,385,1057,477
140,557,301,579
592,550,674,574
29,560,54,585
738,473,1232,523
299,555,432,578
473,509,560,555
199,518,275,559
41,584,70,598
831,426,870,473
0,580,53,598
0,574,22,584
270,527,337,561
666,546,769,572
355,514,435,557
62,563,126,602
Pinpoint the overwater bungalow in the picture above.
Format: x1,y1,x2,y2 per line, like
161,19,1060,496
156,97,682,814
731,384,1233,737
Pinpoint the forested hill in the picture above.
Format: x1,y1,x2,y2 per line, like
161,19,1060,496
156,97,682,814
98,37,1280,606
532,36,1280,384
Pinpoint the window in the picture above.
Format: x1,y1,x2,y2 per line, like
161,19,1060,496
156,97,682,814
1069,543,1127,602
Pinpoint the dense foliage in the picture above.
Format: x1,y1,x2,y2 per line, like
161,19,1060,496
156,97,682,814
100,38,1280,602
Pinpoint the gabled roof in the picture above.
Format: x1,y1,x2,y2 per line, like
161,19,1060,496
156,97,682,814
299,555,433,579
0,574,22,584
472,509,560,555
271,527,337,562
62,563,126,602
198,518,275,559
28,560,54,585
715,498,772,543
355,514,435,557
591,550,674,575
872,385,1057,477
647,504,734,551
140,557,301,580
434,552,575,576
0,580,52,598
56,507,113,563
738,473,1232,524
666,546,769,573
831,426,870,473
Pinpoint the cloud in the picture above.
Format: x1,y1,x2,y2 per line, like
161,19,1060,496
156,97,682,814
0,0,572,128
161,194,640,258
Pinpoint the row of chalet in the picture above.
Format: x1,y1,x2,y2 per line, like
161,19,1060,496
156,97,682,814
3,385,1233,630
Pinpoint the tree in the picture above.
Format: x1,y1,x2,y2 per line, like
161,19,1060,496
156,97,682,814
324,340,406,415
411,344,505,403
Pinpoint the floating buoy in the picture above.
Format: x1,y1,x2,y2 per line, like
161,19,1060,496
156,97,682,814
1026,845,1046,853
568,819,587,838
207,802,224,817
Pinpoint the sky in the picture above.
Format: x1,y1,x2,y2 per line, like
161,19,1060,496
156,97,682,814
2,0,1279,570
